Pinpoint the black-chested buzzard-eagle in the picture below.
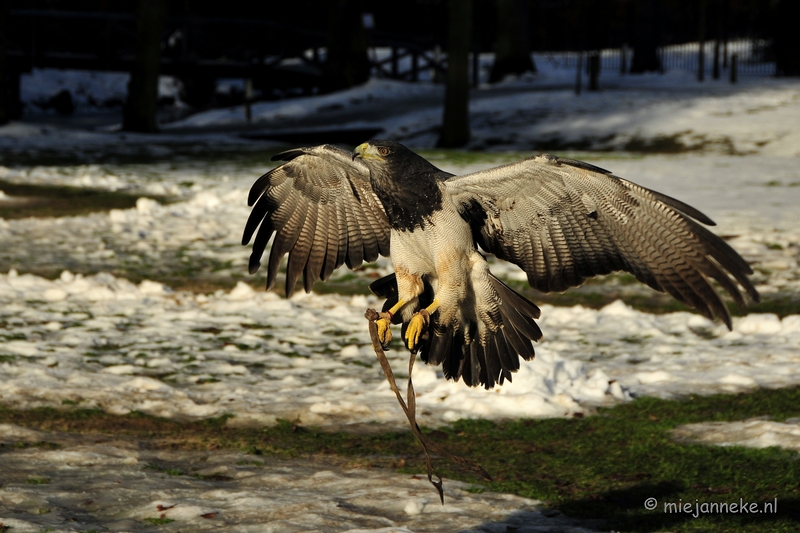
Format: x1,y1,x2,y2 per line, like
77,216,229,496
242,140,759,389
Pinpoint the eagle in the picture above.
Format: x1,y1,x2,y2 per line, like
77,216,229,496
242,140,759,389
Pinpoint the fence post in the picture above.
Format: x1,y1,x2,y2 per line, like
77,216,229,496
433,45,442,83
723,39,728,69
391,47,398,78
411,51,419,82
620,44,627,75
472,49,479,87
589,53,599,90
730,52,738,83
575,51,582,95
712,39,720,79
244,78,253,122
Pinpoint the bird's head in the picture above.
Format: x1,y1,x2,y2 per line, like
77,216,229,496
353,140,407,163
353,140,446,229
353,140,439,184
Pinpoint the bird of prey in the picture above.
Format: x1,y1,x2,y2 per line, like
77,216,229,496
243,140,759,389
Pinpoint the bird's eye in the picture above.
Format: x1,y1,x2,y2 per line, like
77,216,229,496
378,147,390,156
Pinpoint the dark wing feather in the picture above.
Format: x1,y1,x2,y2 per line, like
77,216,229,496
445,154,758,329
243,144,390,297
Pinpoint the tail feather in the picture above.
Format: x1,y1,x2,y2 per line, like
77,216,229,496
466,342,484,387
493,332,518,380
482,336,502,389
444,330,468,382
421,274,541,389
426,323,452,366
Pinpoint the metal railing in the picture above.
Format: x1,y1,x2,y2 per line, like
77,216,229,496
534,38,776,79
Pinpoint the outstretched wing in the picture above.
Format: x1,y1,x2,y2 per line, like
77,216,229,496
445,154,759,329
243,144,390,297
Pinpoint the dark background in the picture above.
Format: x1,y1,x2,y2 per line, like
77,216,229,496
1,0,798,143
1,0,784,62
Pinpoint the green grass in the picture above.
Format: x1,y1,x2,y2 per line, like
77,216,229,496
0,179,173,220
2,388,800,531
446,394,800,532
143,517,175,526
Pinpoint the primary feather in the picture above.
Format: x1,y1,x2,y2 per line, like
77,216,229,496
243,144,390,297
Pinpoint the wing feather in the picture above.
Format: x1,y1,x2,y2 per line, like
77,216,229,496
304,200,329,292
445,155,758,328
243,144,390,295
267,197,307,291
343,188,365,269
286,199,318,297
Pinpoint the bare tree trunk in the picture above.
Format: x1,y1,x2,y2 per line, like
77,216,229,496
489,0,535,83
323,0,370,92
123,0,167,133
630,0,661,73
438,0,472,148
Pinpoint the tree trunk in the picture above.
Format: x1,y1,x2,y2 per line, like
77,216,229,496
438,0,472,148
630,0,661,73
323,0,370,92
774,0,800,76
489,0,535,83
123,0,167,133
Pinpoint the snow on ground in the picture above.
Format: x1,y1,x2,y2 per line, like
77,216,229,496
1,267,798,429
0,153,798,295
5,64,800,158
164,71,800,158
0,270,622,428
0,425,605,533
20,68,184,115
464,72,800,156
673,418,800,453
166,78,441,129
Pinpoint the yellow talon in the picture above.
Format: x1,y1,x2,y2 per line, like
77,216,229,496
405,311,429,351
376,315,393,348
404,300,439,352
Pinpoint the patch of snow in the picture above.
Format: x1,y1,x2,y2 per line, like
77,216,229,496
673,419,800,453
1,270,799,429
20,68,184,114
0,271,623,426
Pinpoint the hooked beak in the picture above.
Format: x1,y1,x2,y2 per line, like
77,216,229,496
353,143,367,161
353,142,382,161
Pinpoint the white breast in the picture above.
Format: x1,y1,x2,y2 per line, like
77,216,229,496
390,199,474,278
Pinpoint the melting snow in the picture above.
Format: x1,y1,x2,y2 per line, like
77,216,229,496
1,269,799,429
673,419,800,453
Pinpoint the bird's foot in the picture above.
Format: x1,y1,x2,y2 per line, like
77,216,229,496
405,309,431,352
376,312,393,349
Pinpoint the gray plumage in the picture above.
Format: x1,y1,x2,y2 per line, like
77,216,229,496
243,141,759,389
